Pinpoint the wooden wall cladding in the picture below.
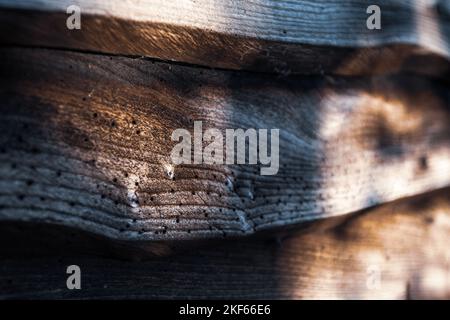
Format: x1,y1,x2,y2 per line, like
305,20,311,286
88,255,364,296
0,0,449,76
0,48,449,241
0,1,449,299
0,188,449,299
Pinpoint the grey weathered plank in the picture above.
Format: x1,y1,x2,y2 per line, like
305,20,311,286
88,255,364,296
0,47,449,241
0,0,449,75
0,187,449,299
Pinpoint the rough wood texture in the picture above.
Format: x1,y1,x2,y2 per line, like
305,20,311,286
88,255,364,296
0,188,449,299
0,47,449,242
0,0,449,76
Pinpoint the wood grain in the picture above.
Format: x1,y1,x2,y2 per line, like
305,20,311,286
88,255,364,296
0,47,449,242
0,0,449,76
0,187,449,299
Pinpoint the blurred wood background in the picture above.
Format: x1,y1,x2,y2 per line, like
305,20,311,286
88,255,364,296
0,0,449,299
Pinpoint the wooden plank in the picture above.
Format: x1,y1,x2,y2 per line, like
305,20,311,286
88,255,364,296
0,0,449,75
0,187,449,299
0,47,449,241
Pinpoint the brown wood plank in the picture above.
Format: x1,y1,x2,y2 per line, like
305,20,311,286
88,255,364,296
0,47,449,241
0,187,449,299
0,0,449,76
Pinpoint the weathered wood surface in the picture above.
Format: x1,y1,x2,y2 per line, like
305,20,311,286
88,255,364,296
0,187,449,299
0,47,449,242
0,0,449,76
0,1,449,300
